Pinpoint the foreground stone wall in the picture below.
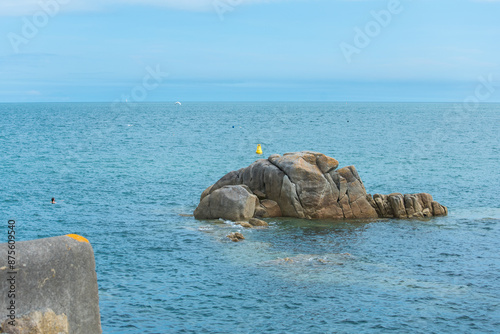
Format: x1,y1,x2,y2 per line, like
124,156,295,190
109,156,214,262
0,235,102,334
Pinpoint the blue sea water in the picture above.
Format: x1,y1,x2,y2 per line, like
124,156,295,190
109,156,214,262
0,102,499,333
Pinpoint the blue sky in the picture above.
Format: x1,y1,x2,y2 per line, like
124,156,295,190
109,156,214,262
0,0,499,102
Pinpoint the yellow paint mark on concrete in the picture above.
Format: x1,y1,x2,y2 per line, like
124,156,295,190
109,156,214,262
0,266,6,270
66,234,89,243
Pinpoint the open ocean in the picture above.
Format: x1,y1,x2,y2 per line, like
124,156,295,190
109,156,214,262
0,102,499,333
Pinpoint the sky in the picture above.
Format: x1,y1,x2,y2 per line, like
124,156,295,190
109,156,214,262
0,0,499,102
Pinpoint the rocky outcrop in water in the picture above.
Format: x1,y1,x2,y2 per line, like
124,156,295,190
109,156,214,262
194,151,448,221
227,232,245,242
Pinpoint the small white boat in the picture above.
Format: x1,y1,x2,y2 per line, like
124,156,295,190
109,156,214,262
175,101,182,106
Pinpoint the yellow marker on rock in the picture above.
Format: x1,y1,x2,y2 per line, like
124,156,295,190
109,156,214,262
66,234,89,243
256,144,263,155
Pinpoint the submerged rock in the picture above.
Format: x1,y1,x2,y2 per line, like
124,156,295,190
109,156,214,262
227,232,245,242
248,218,269,227
261,253,354,267
194,151,447,221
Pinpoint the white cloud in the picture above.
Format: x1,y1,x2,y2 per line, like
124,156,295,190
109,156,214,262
1,0,97,16
119,0,273,11
2,0,497,17
0,0,280,16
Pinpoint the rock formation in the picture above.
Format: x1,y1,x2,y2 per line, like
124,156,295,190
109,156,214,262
194,151,447,221
236,218,269,229
227,232,245,242
194,185,258,221
0,235,102,334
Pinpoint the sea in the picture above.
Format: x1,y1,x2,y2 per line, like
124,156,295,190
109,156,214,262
0,102,499,333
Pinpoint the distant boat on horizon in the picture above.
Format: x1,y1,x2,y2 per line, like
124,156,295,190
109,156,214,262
175,101,182,106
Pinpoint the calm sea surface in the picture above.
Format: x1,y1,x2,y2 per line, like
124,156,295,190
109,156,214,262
0,102,499,333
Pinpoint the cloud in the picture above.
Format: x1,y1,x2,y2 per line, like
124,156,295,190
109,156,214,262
119,0,275,11
0,0,97,16
3,0,497,16
0,0,281,16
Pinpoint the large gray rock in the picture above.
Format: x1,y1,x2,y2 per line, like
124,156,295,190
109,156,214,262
194,152,448,221
194,185,259,221
0,235,102,334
